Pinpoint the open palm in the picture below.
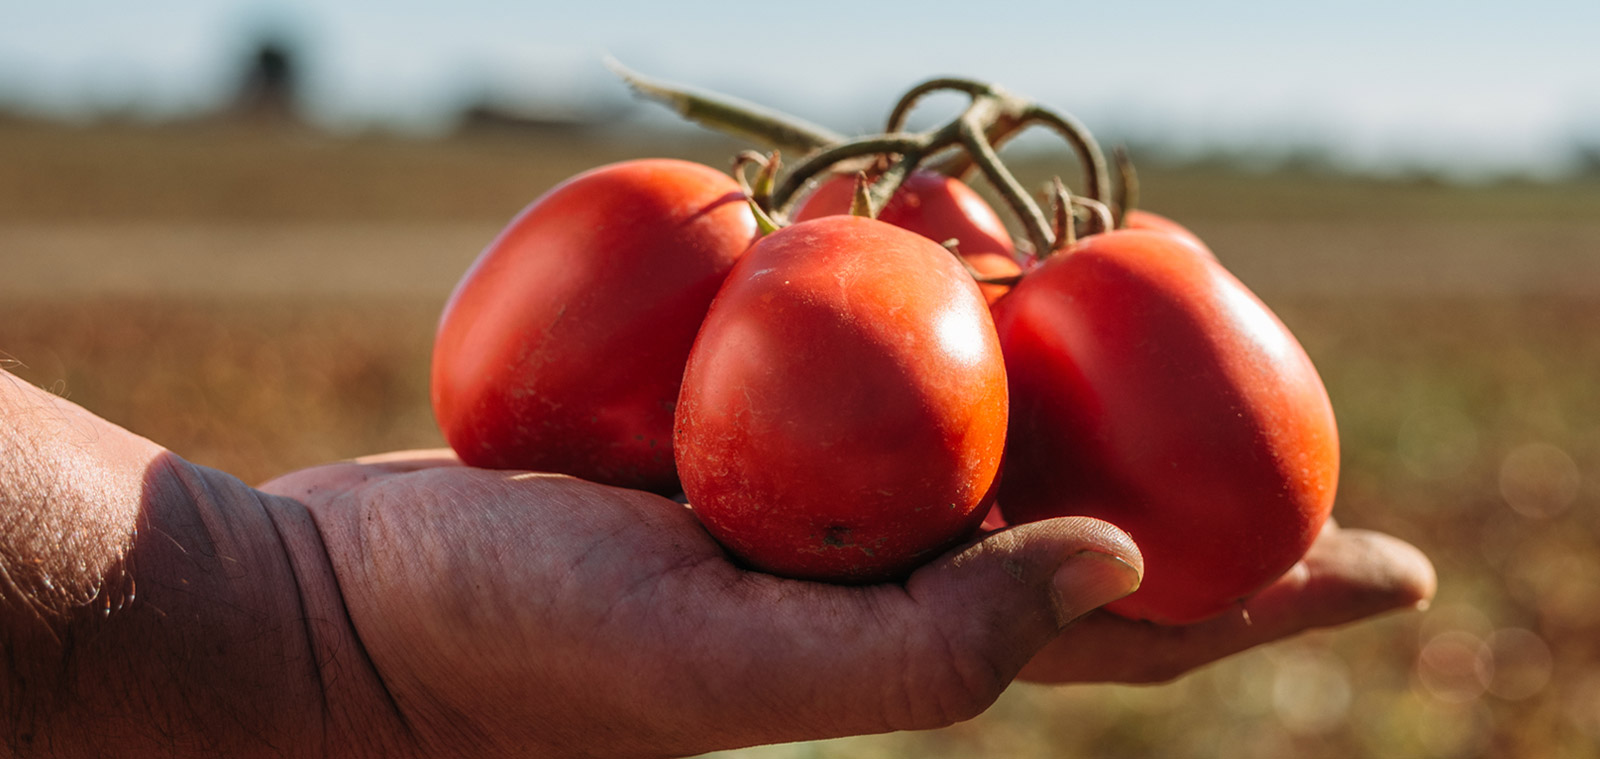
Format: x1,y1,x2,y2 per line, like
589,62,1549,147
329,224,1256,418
260,450,1433,758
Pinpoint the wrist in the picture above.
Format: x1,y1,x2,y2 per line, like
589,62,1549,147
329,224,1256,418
0,374,409,756
4,454,321,755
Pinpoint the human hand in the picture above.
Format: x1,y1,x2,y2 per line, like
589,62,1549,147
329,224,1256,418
0,366,1432,759
259,451,1434,758
1018,519,1435,684
260,450,1139,757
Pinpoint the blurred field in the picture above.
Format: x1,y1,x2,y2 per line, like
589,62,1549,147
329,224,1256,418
4,117,1600,758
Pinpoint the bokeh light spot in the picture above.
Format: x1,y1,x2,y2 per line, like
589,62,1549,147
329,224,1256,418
1416,631,1493,703
1499,442,1581,519
1271,649,1353,735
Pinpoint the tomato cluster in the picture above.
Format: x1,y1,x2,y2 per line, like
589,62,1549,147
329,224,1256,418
431,73,1338,624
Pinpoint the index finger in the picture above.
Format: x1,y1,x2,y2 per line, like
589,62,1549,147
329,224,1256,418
1018,523,1436,684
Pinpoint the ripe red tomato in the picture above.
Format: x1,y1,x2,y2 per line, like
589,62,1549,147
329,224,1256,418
991,229,1337,624
676,215,1009,582
1124,209,1214,258
431,158,756,493
794,170,1022,304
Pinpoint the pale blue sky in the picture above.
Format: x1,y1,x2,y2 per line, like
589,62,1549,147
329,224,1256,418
2,1,1597,176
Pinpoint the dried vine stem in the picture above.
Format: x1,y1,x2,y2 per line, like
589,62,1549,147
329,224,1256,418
1051,177,1077,251
883,78,992,133
766,133,928,219
607,57,841,154
922,105,1108,213
1075,196,1114,237
1020,105,1111,211
613,64,1119,260
1113,145,1139,229
765,88,1057,257
956,113,1054,257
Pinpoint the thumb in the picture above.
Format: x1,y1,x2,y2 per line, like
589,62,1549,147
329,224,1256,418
910,514,1143,634
890,516,1144,723
621,514,1145,750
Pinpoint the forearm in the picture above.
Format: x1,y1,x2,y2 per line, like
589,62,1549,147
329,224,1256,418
0,372,407,757
0,372,153,625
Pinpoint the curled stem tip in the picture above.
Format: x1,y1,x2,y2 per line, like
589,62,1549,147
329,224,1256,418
1075,196,1114,237
1113,145,1139,228
1050,177,1076,253
730,150,767,192
757,151,781,206
731,150,780,209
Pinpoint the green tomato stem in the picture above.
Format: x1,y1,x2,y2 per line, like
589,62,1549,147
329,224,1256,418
609,61,1113,263
607,57,843,155
747,197,781,236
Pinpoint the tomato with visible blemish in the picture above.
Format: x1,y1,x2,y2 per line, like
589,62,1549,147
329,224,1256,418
676,215,1008,582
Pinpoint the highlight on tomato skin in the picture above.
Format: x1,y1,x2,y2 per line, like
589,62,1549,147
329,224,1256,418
1123,209,1214,259
675,215,1009,584
430,158,757,495
991,229,1338,624
794,170,1023,304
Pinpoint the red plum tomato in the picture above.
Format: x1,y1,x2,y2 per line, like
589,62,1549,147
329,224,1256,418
991,230,1338,624
794,170,1022,304
676,216,1008,583
431,158,757,494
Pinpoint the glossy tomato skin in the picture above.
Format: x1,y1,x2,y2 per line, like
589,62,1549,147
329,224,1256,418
794,170,1022,304
676,216,1008,583
992,230,1337,624
431,159,756,494
1124,209,1214,259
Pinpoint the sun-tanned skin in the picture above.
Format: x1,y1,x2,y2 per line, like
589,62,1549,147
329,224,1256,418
0,370,1434,758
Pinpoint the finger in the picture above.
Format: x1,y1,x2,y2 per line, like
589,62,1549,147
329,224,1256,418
1248,523,1436,625
896,516,1146,718
657,516,1143,748
907,515,1145,672
1019,525,1435,684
